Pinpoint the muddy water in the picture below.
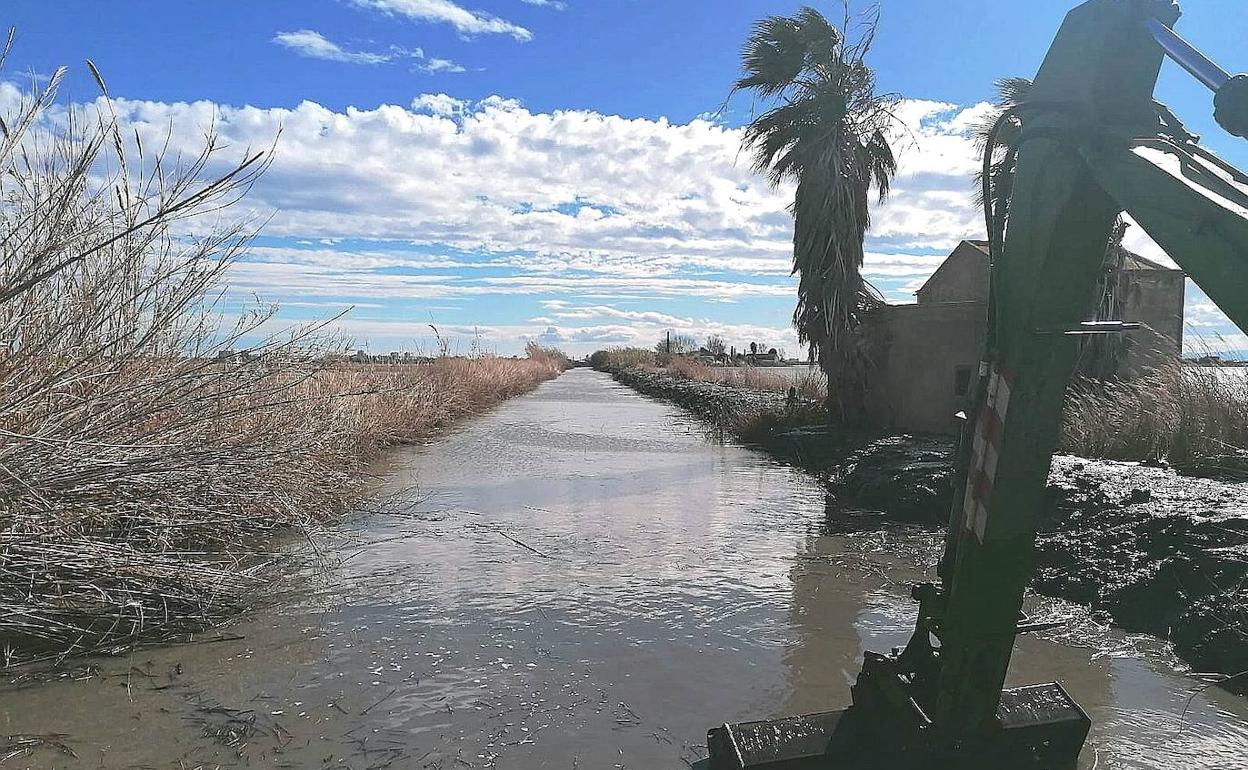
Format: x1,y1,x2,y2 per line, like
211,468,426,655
3,369,1246,769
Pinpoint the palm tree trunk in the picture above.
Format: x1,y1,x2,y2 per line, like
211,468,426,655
822,345,869,425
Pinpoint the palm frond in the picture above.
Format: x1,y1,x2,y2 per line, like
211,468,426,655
733,16,804,98
794,7,841,68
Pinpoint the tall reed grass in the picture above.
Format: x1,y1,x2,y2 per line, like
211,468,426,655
588,347,657,371
1062,362,1248,474
0,51,562,665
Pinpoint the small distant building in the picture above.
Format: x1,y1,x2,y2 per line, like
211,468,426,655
732,348,780,366
692,347,728,364
861,240,1185,434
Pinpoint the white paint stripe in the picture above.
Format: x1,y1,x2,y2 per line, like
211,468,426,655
972,418,988,459
973,501,989,540
983,440,999,482
995,374,1013,419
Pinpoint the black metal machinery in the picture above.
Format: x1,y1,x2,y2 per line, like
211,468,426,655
703,2,1248,768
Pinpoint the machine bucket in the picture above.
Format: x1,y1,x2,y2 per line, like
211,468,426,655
697,683,1089,770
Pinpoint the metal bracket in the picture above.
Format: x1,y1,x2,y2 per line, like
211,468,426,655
1032,320,1143,335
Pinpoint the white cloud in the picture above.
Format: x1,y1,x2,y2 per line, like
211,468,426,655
58,83,1248,353
91,93,807,272
420,57,467,74
349,0,533,41
272,30,419,65
299,303,800,356
231,309,794,357
24,89,1003,353
222,260,795,302
411,93,468,116
522,0,567,9
517,302,802,354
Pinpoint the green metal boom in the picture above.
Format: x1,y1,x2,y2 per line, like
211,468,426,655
934,0,1248,737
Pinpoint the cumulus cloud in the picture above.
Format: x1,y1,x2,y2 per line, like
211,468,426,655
272,30,419,65
349,0,533,41
411,93,467,116
49,83,1238,354
91,93,808,272
31,89,1006,352
250,307,796,356
514,303,801,353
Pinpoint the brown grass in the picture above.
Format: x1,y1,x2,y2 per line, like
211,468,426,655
2,356,561,665
315,358,564,455
589,348,827,401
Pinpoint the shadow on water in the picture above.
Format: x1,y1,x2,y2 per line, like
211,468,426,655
1,370,1245,769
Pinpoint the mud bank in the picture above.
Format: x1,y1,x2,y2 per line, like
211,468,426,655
604,366,1248,683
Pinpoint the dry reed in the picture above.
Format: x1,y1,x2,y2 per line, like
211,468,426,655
589,348,827,401
588,347,657,371
664,356,827,401
1062,362,1248,474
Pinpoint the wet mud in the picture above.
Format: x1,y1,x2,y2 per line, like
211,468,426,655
1037,457,1248,681
606,366,1248,684
2,370,1246,769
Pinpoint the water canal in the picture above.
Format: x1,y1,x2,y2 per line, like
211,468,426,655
2,370,1245,769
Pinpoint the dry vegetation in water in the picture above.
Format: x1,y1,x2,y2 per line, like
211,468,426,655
0,52,563,666
588,346,658,372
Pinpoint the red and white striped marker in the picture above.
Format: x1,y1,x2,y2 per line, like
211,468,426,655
963,365,1014,542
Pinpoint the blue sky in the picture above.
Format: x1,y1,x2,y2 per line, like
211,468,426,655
4,0,1247,355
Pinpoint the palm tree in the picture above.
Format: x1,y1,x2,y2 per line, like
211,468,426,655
734,6,897,422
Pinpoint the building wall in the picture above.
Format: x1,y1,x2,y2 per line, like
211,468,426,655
863,302,987,435
915,241,991,305
1121,269,1185,373
864,241,1185,435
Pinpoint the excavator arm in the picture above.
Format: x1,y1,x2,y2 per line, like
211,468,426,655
703,2,1248,768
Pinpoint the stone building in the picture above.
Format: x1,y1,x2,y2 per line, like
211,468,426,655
862,240,1185,434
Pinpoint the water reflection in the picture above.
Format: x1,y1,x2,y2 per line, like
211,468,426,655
784,479,1247,769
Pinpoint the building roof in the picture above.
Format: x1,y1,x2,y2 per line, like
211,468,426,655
915,240,991,304
917,240,1181,302
1122,250,1182,272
